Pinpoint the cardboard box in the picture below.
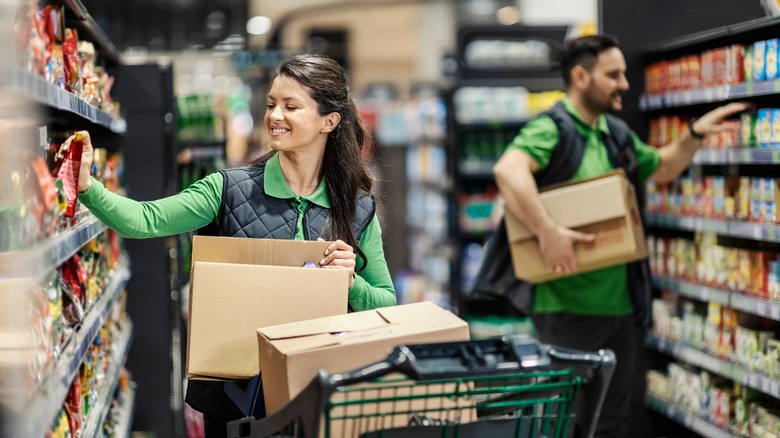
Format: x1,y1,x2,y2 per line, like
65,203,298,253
256,301,470,415
505,170,648,283
186,236,350,380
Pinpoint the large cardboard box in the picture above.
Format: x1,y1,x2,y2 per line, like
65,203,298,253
186,236,350,380
506,170,648,283
256,301,471,415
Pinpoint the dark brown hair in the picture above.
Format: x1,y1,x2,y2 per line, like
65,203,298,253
254,54,374,270
560,34,621,87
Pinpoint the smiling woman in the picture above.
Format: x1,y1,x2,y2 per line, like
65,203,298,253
69,53,396,438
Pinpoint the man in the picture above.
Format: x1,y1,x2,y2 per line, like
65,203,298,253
493,34,747,437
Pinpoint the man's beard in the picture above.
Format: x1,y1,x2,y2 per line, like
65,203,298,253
584,87,623,115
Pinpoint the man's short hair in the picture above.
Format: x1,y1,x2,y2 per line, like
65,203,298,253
560,34,621,87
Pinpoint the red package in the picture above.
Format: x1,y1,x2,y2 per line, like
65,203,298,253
62,255,87,306
43,5,63,44
55,134,84,218
62,28,80,91
32,156,58,211
64,376,82,434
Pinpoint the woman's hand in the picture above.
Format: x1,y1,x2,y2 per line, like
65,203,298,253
319,238,356,288
57,130,94,193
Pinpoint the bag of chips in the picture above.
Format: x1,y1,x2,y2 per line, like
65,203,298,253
55,133,84,218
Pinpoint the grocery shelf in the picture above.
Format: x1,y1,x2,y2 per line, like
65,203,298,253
645,393,736,438
63,0,122,66
647,335,780,399
645,213,780,243
692,148,780,165
0,213,107,278
7,70,126,134
640,79,780,111
730,294,780,322
112,385,136,438
654,276,730,306
19,264,131,437
80,319,134,438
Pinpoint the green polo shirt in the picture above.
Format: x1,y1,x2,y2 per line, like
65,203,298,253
79,153,396,311
506,97,660,316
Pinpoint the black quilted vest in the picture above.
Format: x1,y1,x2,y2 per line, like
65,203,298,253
217,162,375,241
185,160,376,420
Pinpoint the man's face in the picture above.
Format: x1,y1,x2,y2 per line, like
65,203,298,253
583,47,630,113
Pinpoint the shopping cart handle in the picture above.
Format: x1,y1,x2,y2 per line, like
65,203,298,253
388,335,553,380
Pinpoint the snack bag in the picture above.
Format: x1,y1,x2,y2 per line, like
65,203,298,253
55,133,84,218
62,28,80,93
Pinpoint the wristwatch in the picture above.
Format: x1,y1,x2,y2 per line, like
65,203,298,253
688,117,705,140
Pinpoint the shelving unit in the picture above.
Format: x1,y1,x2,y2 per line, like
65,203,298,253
632,15,780,436
19,265,131,437
0,0,137,436
449,24,568,314
645,394,737,438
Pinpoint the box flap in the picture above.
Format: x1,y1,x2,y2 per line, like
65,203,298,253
375,301,448,324
192,236,331,267
506,173,629,242
260,302,468,356
257,309,390,340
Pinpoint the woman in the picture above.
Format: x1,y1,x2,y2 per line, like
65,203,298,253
65,54,396,437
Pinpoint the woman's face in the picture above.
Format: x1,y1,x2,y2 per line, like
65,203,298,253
264,75,328,154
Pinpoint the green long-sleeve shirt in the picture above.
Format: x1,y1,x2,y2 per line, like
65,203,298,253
79,154,396,311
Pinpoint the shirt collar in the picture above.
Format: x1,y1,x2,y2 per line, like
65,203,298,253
561,97,610,135
264,153,331,208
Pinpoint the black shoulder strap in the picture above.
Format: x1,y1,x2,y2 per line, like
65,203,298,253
603,114,639,187
534,100,586,187
603,113,653,329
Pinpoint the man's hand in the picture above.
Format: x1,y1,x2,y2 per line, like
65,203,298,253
538,225,595,275
57,130,94,193
691,102,751,137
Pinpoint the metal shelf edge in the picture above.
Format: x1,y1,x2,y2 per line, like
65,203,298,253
0,213,107,278
11,70,126,133
646,214,780,243
654,276,731,306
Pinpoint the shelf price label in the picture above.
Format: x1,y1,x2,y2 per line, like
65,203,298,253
772,150,780,163
769,226,777,241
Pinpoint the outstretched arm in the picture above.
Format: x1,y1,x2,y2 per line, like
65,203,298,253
64,131,222,239
652,102,749,183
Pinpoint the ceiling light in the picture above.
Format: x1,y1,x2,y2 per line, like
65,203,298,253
496,6,520,25
247,16,272,36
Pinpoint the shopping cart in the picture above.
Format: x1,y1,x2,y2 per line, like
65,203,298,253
227,335,615,438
